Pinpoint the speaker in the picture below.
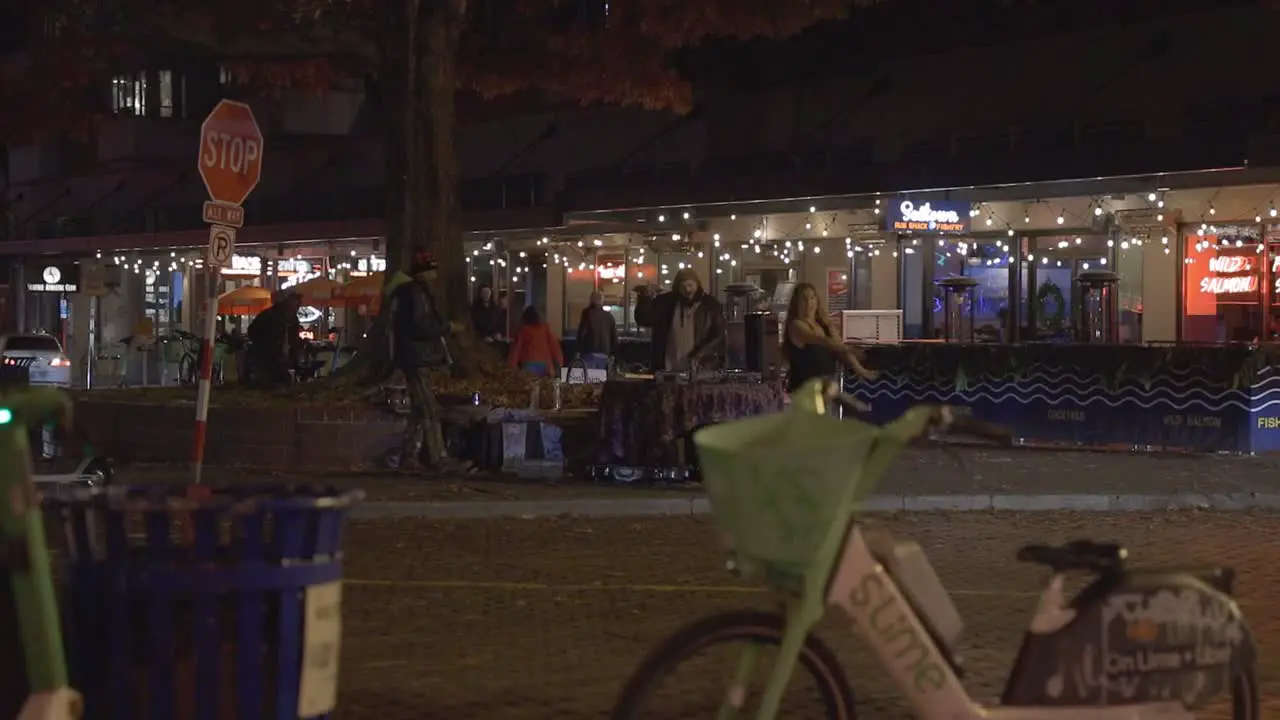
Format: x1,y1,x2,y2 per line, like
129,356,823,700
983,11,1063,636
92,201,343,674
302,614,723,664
744,313,767,372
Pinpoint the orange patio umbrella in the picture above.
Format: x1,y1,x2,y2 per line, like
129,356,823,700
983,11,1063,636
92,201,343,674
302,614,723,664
217,286,272,316
289,276,343,307
336,272,386,313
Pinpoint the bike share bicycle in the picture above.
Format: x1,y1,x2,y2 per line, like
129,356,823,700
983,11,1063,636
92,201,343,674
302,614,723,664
611,379,1258,719
0,386,83,720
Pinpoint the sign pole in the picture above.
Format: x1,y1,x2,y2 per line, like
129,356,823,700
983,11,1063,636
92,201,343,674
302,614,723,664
192,99,262,485
192,264,219,484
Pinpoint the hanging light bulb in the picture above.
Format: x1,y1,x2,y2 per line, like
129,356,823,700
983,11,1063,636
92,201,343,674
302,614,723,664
1094,205,1103,217
985,215,993,227
1147,192,1157,202
1209,204,1216,216
1024,210,1031,223
1057,210,1066,225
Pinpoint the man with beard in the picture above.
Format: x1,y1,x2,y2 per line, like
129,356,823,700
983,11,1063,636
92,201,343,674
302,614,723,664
634,268,725,372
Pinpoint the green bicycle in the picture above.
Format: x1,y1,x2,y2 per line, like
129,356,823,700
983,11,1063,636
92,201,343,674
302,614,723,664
0,386,83,720
611,379,1258,719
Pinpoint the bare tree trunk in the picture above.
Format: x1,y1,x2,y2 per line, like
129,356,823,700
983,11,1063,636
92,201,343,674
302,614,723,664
384,0,469,320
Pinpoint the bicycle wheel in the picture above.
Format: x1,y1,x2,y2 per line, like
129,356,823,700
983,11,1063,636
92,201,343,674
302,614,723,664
611,611,855,720
178,353,196,386
1229,666,1260,720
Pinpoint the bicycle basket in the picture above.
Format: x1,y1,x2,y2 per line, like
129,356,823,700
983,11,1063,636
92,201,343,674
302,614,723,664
694,409,879,578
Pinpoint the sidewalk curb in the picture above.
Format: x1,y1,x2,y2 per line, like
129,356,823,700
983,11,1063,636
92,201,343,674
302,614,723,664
350,492,1280,520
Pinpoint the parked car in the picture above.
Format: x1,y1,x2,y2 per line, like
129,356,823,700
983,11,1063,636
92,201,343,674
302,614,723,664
0,334,72,387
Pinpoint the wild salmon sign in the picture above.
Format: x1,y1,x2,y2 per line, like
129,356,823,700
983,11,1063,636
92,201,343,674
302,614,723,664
886,200,970,234
1200,255,1259,295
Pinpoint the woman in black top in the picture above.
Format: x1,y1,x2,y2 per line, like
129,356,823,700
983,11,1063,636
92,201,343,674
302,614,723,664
784,283,877,393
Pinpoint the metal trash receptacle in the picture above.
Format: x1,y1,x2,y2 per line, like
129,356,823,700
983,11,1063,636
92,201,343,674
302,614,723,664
45,484,363,720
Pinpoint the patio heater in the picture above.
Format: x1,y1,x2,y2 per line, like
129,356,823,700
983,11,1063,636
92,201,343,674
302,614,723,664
1075,269,1120,344
938,276,980,343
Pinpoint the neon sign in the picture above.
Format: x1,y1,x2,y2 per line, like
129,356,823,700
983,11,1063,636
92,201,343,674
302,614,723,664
1208,256,1254,273
889,200,969,233
1201,276,1258,294
1200,254,1259,295
597,264,625,280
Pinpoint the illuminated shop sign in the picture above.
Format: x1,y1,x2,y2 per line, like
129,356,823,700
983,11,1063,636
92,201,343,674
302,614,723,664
886,199,970,234
221,255,262,276
27,264,80,293
1200,255,1258,295
597,264,625,280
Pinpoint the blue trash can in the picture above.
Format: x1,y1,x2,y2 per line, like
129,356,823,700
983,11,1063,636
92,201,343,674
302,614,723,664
45,484,363,720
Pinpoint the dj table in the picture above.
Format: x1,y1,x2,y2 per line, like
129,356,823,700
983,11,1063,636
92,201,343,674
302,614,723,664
596,373,786,472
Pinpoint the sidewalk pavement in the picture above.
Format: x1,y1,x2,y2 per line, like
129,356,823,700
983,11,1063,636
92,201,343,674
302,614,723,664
114,445,1280,518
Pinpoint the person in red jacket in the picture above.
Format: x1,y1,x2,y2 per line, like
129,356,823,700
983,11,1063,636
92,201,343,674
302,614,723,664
509,305,563,377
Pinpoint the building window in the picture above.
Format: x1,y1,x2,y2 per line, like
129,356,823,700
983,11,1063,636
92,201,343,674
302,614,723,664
110,73,147,116
1181,224,1263,343
1115,233,1143,343
158,70,174,118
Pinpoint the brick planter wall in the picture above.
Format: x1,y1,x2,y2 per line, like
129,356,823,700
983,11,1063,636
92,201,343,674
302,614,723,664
75,400,402,469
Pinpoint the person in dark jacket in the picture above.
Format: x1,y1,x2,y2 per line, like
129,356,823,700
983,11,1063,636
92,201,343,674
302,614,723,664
246,290,301,385
575,291,617,370
634,268,725,372
388,248,458,473
470,285,506,341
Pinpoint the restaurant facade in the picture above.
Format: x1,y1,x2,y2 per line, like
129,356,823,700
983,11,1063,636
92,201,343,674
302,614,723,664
10,179,1280,387
527,182,1280,349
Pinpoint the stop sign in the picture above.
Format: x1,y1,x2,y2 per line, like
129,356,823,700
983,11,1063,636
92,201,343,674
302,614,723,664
197,100,264,207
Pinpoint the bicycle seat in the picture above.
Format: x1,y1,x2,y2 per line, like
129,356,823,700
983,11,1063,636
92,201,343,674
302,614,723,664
1016,540,1127,573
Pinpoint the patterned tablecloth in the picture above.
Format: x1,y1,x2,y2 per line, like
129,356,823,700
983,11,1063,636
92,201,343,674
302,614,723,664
597,380,787,467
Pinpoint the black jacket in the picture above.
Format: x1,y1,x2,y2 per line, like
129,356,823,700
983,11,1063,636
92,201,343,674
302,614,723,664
471,302,506,338
634,289,725,371
576,305,617,355
390,280,448,368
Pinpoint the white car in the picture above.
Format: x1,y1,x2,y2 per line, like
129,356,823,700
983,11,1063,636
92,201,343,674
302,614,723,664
0,334,73,387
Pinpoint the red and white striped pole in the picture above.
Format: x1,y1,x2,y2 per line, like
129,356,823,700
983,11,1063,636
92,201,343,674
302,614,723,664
192,262,219,485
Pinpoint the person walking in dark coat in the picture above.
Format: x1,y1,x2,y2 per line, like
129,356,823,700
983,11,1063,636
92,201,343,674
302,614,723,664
470,285,506,341
387,248,463,473
575,291,617,370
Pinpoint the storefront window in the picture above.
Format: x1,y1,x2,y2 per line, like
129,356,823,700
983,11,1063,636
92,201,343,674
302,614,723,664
1115,235,1144,343
511,250,546,325
1182,224,1263,343
656,249,697,291
563,249,596,331
900,240,925,338
594,252,627,331
1027,235,1110,342
851,249,872,310
930,237,1011,340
